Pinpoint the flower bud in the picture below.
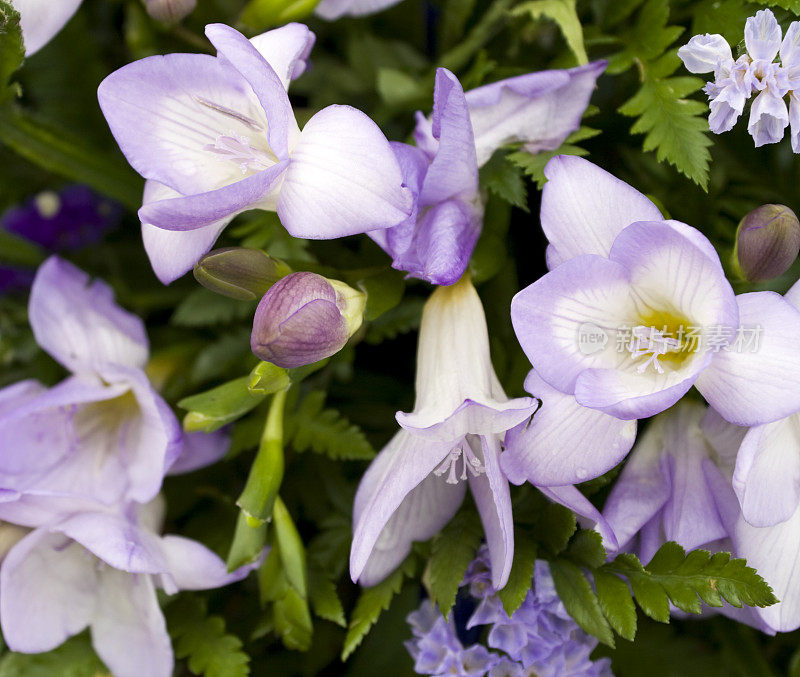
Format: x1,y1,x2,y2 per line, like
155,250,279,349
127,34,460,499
142,0,196,23
735,204,800,282
251,272,366,368
194,248,291,301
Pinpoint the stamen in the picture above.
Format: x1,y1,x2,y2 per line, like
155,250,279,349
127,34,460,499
204,133,273,174
628,325,682,374
433,444,486,485
193,95,264,131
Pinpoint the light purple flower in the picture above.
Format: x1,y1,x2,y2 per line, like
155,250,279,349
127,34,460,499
405,600,499,676
250,271,365,368
99,22,412,284
510,155,800,426
370,63,605,286
0,498,254,677
601,401,739,563
350,276,538,588
0,256,181,507
315,0,402,20
11,0,83,55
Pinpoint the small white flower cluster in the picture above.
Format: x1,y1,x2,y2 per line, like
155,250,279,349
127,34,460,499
679,9,800,150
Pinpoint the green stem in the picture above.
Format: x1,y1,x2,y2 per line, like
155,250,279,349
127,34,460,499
236,388,287,525
438,0,515,73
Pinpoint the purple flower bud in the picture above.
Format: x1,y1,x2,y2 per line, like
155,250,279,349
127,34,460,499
735,204,800,282
251,272,365,368
194,247,291,301
142,0,196,23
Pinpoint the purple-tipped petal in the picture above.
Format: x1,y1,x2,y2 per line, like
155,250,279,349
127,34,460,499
160,535,255,590
696,292,800,425
29,257,148,372
92,569,173,677
141,180,233,284
138,160,289,231
539,156,663,265
748,88,789,147
350,430,453,583
15,0,82,55
248,23,315,90
278,105,412,238
733,416,800,527
167,430,229,475
745,9,782,62
468,437,513,588
502,371,636,486
0,529,97,653
677,34,732,73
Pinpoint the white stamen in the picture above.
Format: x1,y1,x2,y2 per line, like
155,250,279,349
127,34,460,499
193,95,264,131
204,133,273,174
433,444,486,485
628,325,682,374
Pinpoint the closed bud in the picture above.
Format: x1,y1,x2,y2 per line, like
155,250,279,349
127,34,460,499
251,272,365,368
735,204,800,282
142,0,197,23
194,248,291,301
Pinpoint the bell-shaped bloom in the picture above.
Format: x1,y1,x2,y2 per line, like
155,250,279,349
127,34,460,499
511,155,800,425
501,370,637,489
732,279,800,527
370,62,605,286
601,402,739,563
350,276,538,588
0,256,181,507
143,0,196,23
251,272,365,368
315,0,402,20
99,22,412,284
0,498,254,677
12,0,83,55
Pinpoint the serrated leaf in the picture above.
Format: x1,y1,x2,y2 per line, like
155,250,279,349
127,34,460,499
427,509,483,617
513,0,588,64
753,0,800,13
308,567,347,627
0,1,23,98
498,534,538,615
179,376,267,433
172,288,256,327
167,596,250,677
0,633,107,677
594,570,637,641
479,152,529,210
342,555,417,660
357,268,405,321
550,559,615,647
273,586,313,652
533,500,577,555
286,391,375,460
507,126,599,189
567,530,607,569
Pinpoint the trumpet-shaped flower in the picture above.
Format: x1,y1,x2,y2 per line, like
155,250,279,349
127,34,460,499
370,62,605,286
0,257,181,507
350,276,538,588
0,498,254,677
99,22,412,284
511,155,800,425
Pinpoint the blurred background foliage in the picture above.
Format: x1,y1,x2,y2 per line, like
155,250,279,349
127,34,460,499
3,0,800,675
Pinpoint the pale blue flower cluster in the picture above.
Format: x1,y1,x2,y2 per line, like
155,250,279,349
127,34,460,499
406,550,612,676
679,9,800,149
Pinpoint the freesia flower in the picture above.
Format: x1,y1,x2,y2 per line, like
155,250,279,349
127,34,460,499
601,401,739,562
11,0,82,55
0,497,254,677
0,256,181,507
678,9,800,148
99,22,412,284
370,62,605,286
511,155,800,426
350,275,538,588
